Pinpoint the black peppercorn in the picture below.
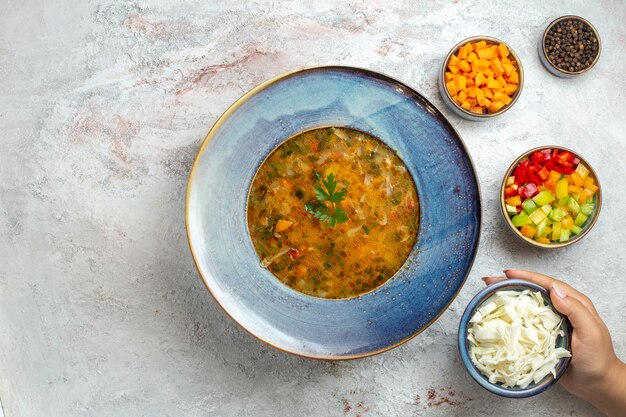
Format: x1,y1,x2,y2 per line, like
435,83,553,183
544,17,599,73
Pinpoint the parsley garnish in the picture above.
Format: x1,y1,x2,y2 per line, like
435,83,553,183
305,173,349,227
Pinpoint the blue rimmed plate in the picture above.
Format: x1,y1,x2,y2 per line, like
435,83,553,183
186,66,481,359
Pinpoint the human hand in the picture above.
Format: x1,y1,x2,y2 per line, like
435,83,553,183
483,269,626,417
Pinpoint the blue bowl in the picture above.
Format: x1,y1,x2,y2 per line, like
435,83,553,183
187,66,481,359
458,279,572,397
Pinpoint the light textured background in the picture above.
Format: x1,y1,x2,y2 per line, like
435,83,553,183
1,1,625,416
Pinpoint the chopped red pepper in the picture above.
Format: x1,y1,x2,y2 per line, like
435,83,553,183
526,165,541,185
553,163,575,175
510,148,582,202
289,248,303,259
530,151,542,166
537,166,550,181
514,160,529,185
555,151,572,166
530,150,550,166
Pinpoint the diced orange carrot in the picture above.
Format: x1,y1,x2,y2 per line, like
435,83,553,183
473,40,488,51
497,44,510,58
502,63,515,76
503,84,518,94
446,80,458,95
586,183,599,193
444,71,454,82
467,51,478,63
483,68,494,78
475,72,487,87
536,237,550,244
461,101,471,110
275,219,293,232
490,58,505,76
508,70,519,84
496,75,507,87
487,77,500,89
493,91,512,105
454,75,467,90
470,106,483,114
448,64,460,74
458,44,468,59
476,59,490,71
458,91,467,102
583,177,596,188
488,100,505,113
481,87,493,98
477,47,497,60
449,54,460,66
476,90,486,106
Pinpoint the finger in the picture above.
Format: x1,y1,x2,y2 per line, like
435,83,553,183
481,276,507,286
550,283,599,337
503,269,599,316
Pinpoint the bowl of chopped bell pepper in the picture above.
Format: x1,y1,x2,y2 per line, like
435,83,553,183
439,36,524,121
500,146,601,248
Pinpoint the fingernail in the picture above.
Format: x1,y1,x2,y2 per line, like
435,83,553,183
552,283,567,299
482,276,501,281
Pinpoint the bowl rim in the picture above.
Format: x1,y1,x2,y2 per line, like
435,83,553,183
458,279,572,398
500,145,602,249
440,35,524,119
185,65,483,360
540,15,602,76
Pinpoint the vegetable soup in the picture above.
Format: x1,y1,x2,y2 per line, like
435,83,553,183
247,127,419,299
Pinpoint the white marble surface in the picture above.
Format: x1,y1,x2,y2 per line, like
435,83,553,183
1,1,625,416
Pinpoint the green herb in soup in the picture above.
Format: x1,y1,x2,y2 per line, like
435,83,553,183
304,172,349,227
247,127,419,299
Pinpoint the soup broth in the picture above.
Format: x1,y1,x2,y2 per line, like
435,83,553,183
247,127,419,299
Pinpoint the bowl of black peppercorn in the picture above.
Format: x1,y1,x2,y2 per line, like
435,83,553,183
539,16,601,78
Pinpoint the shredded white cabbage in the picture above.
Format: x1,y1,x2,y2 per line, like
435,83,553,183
467,290,571,388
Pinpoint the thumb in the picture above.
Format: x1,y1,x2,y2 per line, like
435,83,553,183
550,283,597,334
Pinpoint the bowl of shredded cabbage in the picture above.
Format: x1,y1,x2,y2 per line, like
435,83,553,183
458,279,572,397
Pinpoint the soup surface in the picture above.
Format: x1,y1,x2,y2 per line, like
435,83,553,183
247,127,419,299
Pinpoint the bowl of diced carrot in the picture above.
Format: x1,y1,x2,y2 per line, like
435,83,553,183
439,36,523,121
500,146,601,248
